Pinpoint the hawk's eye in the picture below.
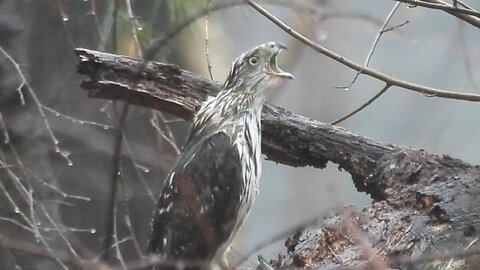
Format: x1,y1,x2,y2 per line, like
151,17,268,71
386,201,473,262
248,57,258,66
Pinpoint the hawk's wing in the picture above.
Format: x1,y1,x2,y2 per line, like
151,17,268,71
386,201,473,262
147,132,243,269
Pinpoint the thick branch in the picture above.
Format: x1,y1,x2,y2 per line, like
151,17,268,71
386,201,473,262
75,48,392,188
74,48,478,197
75,49,480,269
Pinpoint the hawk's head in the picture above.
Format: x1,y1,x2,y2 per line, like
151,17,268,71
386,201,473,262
223,42,293,90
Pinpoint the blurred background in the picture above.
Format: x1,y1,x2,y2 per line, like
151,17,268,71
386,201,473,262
0,0,479,269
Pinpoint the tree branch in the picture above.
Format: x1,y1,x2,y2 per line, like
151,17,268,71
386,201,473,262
75,47,475,196
75,48,480,269
0,236,106,270
246,0,480,102
394,0,480,27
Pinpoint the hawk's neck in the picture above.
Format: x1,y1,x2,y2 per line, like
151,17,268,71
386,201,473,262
190,87,267,142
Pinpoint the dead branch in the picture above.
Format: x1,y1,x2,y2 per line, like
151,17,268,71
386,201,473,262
394,0,480,27
75,48,480,269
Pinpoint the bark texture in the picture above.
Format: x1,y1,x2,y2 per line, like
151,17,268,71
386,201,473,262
75,48,480,269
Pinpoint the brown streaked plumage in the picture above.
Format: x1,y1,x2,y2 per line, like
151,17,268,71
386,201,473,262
147,42,293,270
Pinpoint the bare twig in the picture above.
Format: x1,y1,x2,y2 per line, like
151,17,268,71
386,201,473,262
125,0,143,58
331,84,391,125
42,105,113,130
395,0,480,18
55,0,75,48
118,157,144,259
144,0,347,60
457,21,479,92
0,46,25,104
38,204,80,259
150,115,181,157
102,103,129,260
0,236,95,270
113,201,127,269
102,1,131,261
123,135,156,203
204,0,215,81
338,2,405,89
342,212,389,270
388,245,480,267
88,0,107,45
0,113,10,144
237,216,322,267
0,46,73,165
0,172,68,269
330,4,407,124
124,214,144,258
0,217,34,233
145,0,244,59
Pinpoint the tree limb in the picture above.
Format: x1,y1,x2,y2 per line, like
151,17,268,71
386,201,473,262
394,0,480,27
75,48,480,269
246,0,480,102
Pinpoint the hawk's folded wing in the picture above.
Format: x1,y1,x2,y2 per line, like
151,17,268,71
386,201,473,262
147,132,243,269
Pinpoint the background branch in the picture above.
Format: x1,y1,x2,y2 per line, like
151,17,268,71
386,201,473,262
394,0,480,28
246,0,480,102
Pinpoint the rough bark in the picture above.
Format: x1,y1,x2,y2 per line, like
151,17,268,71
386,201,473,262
75,48,480,269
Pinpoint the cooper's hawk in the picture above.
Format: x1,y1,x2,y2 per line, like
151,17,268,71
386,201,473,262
147,42,293,270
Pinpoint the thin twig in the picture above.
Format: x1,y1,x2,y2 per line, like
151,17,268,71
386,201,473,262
88,0,107,45
150,114,181,157
395,0,480,18
55,0,75,49
38,204,81,259
144,0,332,60
102,103,129,260
42,105,113,130
237,216,322,267
113,200,127,269
124,214,144,258
0,46,25,104
394,0,480,29
152,111,179,150
0,236,93,270
118,157,144,259
331,84,391,125
0,217,35,233
457,21,479,92
388,244,480,267
145,1,243,59
0,175,68,269
337,3,404,89
205,0,215,81
0,46,73,165
0,113,10,144
342,211,389,270
102,1,131,261
122,135,156,203
246,0,480,102
125,0,143,58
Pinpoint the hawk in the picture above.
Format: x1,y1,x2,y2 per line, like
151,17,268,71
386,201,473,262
148,42,293,270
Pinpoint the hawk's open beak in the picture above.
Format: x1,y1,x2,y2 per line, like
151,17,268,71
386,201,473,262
268,42,294,79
